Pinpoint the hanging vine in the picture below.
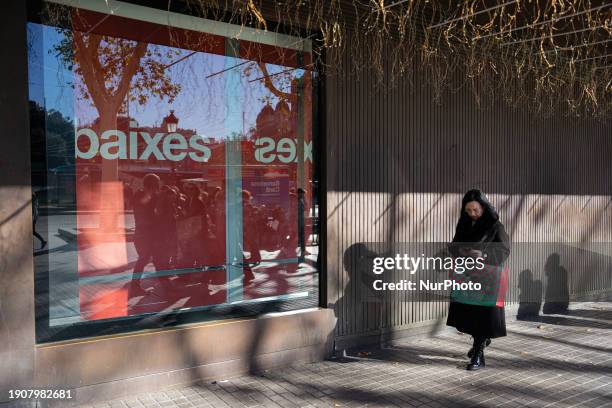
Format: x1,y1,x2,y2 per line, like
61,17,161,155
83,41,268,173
41,0,612,118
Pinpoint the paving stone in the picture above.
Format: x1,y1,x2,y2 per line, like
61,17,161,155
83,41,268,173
62,302,612,408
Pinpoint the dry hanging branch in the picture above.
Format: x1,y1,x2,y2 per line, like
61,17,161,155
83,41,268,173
39,0,611,118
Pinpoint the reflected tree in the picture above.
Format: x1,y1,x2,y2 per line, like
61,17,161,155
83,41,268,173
52,9,182,229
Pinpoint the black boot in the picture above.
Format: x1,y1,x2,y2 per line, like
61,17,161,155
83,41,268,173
467,338,491,358
467,338,486,371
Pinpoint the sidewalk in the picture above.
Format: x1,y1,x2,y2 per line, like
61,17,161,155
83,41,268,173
85,302,612,408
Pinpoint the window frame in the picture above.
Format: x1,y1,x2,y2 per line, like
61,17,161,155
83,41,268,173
28,0,325,344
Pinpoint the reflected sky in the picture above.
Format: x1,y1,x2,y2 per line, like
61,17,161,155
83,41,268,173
27,22,308,140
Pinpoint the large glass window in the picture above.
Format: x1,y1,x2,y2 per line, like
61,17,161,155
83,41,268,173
28,0,319,342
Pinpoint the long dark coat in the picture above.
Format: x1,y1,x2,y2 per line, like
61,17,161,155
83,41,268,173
446,215,510,339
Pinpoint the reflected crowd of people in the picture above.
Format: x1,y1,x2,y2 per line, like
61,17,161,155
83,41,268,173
129,173,308,280
131,173,225,275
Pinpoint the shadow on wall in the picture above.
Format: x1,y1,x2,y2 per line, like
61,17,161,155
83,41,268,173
337,242,454,343
517,269,542,319
515,249,612,323
512,244,611,316
324,66,612,345
337,243,385,337
337,243,607,334
543,253,569,315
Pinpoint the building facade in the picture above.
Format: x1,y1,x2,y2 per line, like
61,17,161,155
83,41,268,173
1,0,611,406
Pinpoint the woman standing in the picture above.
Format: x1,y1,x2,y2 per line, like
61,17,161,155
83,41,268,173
447,189,510,370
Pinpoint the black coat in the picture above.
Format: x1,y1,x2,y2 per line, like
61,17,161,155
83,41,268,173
446,215,511,339
449,217,510,266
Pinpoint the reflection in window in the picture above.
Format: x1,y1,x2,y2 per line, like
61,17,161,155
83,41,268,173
28,4,319,342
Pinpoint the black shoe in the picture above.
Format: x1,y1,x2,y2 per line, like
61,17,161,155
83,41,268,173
467,340,486,371
467,338,491,358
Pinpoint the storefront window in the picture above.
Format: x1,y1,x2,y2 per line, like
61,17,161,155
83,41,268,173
28,1,319,342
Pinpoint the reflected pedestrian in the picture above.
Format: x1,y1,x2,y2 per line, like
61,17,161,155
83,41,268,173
123,181,134,211
297,188,307,259
131,173,160,282
156,185,180,270
242,190,262,284
182,183,207,267
32,191,47,250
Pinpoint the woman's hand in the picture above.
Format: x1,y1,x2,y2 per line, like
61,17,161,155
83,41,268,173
458,247,471,256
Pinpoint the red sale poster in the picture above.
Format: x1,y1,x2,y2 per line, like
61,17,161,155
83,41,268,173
66,8,314,321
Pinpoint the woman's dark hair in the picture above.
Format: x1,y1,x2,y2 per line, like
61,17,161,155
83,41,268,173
458,189,499,226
